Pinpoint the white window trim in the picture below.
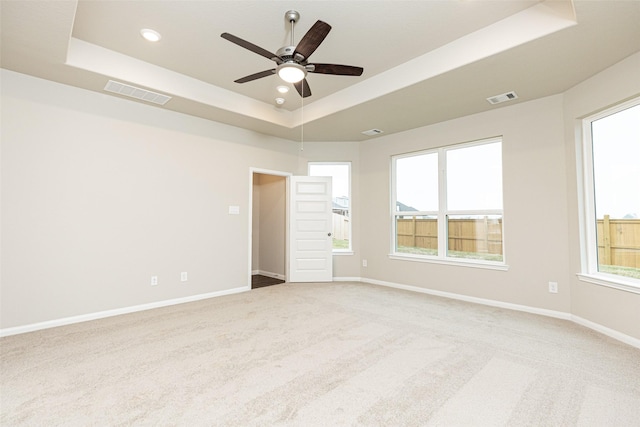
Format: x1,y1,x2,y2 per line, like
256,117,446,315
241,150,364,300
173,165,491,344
577,273,640,295
389,253,509,271
578,97,640,293
308,161,353,254
390,137,506,268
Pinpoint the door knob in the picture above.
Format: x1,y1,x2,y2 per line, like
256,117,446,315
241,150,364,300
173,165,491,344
328,233,332,237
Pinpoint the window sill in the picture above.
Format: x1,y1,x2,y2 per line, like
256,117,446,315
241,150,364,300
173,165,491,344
577,273,640,295
333,251,354,256
388,254,509,271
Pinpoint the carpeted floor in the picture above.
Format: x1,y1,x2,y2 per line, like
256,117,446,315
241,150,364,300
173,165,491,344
1,282,639,426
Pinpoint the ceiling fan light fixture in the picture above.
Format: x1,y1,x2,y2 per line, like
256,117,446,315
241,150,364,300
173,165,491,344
277,62,306,83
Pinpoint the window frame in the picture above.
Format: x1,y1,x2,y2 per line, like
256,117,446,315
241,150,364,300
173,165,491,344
390,137,507,270
308,161,353,255
577,97,640,294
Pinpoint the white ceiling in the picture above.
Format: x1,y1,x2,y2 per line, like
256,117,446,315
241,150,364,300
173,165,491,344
2,1,639,142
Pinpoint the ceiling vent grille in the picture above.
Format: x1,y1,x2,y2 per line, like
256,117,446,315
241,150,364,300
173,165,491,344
104,80,171,105
486,91,518,105
362,128,384,137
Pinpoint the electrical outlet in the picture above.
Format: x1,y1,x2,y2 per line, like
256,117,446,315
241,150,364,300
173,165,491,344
548,281,558,293
151,276,158,286
362,259,368,267
181,272,188,282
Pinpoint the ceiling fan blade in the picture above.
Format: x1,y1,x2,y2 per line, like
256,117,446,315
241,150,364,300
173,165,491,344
221,33,279,62
234,69,276,84
293,20,331,61
294,79,312,98
309,64,364,76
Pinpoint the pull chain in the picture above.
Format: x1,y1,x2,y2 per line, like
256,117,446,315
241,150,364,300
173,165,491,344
300,85,304,151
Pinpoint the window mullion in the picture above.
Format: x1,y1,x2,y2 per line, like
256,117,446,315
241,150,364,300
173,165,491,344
438,147,447,257
447,209,503,216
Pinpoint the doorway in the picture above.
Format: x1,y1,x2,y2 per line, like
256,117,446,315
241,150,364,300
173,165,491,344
250,170,288,289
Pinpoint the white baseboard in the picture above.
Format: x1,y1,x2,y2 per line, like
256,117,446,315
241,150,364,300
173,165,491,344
0,286,250,338
3,277,638,349
359,277,639,349
362,277,571,320
254,270,285,280
333,276,363,282
571,315,640,349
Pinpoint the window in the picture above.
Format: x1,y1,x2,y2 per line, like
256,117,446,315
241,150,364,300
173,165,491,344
580,99,640,291
392,138,504,267
309,162,352,252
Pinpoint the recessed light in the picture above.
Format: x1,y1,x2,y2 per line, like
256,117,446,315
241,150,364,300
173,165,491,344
276,85,290,94
140,28,161,42
275,98,285,105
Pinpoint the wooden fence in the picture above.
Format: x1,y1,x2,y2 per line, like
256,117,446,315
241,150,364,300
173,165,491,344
597,215,640,269
332,213,350,240
397,217,503,256
397,215,640,269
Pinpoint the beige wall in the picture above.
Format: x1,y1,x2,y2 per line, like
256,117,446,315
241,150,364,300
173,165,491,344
358,95,573,313
2,51,639,341
1,70,301,329
563,52,640,339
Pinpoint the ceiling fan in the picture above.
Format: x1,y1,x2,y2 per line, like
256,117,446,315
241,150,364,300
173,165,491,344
221,10,364,98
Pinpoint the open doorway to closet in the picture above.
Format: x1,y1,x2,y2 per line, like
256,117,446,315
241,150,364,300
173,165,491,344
251,170,288,289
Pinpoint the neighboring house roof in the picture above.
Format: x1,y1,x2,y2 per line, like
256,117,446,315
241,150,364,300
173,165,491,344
396,201,418,212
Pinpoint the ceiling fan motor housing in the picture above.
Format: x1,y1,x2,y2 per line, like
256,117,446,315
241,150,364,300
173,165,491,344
276,46,307,64
276,46,295,60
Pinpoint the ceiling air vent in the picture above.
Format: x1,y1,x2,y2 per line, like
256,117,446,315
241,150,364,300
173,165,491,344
104,80,171,105
486,91,518,105
362,128,384,137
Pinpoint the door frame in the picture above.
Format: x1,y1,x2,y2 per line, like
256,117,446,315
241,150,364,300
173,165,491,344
248,167,292,287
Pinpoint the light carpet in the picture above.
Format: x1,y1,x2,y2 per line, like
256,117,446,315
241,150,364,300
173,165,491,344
1,282,639,426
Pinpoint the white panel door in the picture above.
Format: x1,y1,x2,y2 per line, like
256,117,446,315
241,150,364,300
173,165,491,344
289,176,333,282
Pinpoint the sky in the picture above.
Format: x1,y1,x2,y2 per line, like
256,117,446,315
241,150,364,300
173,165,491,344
592,103,640,219
396,153,438,211
396,141,502,212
